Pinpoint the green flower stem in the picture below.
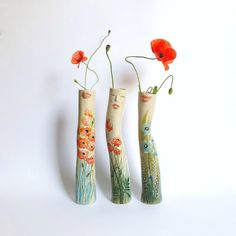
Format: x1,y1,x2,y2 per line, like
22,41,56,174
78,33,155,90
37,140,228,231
157,75,174,93
82,62,99,89
110,157,122,201
105,45,115,88
84,30,111,88
74,80,86,89
125,56,156,92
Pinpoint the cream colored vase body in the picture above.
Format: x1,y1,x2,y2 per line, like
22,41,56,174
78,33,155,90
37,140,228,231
105,88,131,204
138,92,162,204
76,90,96,204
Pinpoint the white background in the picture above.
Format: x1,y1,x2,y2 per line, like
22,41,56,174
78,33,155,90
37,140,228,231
0,0,236,235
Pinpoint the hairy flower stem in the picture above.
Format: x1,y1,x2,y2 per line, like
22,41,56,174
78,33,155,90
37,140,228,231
74,80,86,89
84,30,111,88
157,75,174,93
125,56,156,92
82,62,99,89
105,45,115,88
74,63,100,90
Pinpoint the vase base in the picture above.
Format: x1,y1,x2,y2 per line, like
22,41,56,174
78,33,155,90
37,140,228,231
75,200,96,205
141,194,162,205
111,197,131,204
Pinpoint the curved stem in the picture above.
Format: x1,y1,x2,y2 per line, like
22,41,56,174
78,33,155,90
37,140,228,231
106,47,115,88
84,30,110,88
125,56,157,92
157,75,174,92
74,80,86,89
82,62,99,90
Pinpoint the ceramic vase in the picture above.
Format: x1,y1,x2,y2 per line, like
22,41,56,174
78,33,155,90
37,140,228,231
138,92,162,204
105,88,131,204
76,90,96,204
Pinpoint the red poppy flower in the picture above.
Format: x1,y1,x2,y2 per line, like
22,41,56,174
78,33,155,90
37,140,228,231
113,149,121,155
71,50,88,65
88,133,95,142
87,141,95,152
106,119,113,132
79,127,92,137
77,137,88,149
151,39,176,71
111,138,122,147
86,157,95,165
107,142,114,152
78,149,89,160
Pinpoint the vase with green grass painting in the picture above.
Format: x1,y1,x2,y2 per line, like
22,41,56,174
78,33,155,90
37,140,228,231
139,92,161,204
125,38,177,204
105,45,131,204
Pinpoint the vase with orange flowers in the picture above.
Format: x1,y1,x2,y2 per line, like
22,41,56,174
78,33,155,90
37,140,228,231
72,30,110,204
105,45,131,204
125,39,177,204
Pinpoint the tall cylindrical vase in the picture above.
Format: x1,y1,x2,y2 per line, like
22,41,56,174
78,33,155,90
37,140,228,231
105,88,131,204
76,90,96,204
138,92,162,204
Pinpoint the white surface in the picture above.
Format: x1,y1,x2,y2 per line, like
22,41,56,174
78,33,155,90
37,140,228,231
0,0,236,235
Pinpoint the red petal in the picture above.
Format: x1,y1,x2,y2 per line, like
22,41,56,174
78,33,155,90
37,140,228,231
71,50,87,64
151,39,171,54
165,48,177,61
163,61,170,71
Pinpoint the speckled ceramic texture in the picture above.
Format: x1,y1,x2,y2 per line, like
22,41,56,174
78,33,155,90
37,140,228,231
138,92,162,204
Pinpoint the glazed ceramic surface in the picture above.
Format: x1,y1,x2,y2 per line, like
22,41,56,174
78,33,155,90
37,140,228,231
105,88,131,204
138,92,162,204
76,90,96,204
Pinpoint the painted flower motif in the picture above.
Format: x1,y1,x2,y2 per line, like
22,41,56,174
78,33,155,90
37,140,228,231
71,50,88,65
82,117,91,126
151,139,158,156
143,141,151,153
113,148,121,155
84,109,93,118
107,142,114,152
142,123,151,135
106,118,113,132
87,141,95,151
86,157,95,165
79,126,92,137
78,137,88,149
88,133,95,142
111,138,122,147
78,149,89,160
151,39,176,71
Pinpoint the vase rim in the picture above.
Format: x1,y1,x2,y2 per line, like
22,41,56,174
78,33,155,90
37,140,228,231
109,88,127,96
109,88,127,91
79,89,95,92
139,91,156,96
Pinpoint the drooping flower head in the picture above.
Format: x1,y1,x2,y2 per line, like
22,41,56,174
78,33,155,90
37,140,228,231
71,50,88,65
151,39,176,71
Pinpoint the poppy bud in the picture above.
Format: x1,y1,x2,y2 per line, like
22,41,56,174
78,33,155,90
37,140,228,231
152,86,158,94
106,44,111,52
168,88,173,95
108,30,111,34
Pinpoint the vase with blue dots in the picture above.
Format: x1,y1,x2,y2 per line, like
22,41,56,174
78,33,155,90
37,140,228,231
138,92,162,204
